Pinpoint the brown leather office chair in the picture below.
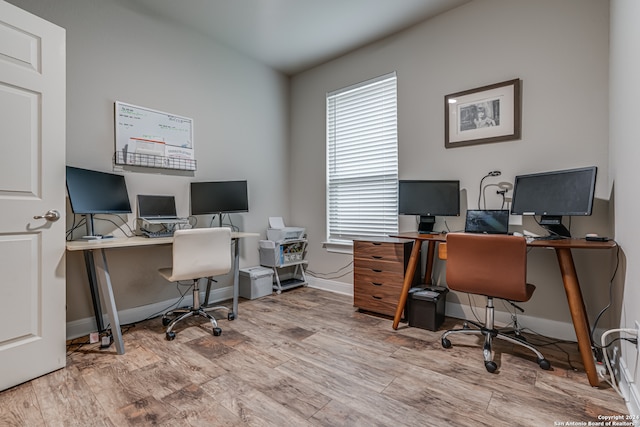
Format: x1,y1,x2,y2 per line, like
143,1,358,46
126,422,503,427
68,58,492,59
440,233,551,373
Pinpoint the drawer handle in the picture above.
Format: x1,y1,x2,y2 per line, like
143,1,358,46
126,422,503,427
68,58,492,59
372,242,382,246
372,295,382,300
371,282,383,286
371,255,383,259
372,269,382,273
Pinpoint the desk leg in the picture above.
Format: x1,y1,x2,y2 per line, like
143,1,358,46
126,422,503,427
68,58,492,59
232,238,239,317
83,250,105,333
393,240,421,329
555,247,598,387
423,241,436,286
94,249,125,355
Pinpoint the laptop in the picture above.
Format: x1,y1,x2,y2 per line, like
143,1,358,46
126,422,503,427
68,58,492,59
137,195,188,224
464,209,509,234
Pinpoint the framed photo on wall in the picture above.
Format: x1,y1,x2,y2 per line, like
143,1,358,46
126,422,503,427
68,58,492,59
445,79,521,148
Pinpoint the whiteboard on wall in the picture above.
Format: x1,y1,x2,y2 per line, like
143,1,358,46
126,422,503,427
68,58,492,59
114,101,196,170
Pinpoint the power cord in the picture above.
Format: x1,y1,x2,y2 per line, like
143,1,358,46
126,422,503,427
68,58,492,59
306,260,353,280
600,328,639,397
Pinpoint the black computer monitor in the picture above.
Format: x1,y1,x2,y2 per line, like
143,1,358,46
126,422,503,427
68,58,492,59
398,180,460,233
66,166,132,236
510,166,597,237
190,180,249,225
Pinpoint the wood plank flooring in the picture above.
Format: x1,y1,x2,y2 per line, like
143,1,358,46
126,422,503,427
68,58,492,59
0,287,629,426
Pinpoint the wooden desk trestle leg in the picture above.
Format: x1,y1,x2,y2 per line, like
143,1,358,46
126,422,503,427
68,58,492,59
554,247,599,387
393,240,422,329
423,240,437,285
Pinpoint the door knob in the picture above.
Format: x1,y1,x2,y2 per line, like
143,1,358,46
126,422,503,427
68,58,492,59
33,209,61,222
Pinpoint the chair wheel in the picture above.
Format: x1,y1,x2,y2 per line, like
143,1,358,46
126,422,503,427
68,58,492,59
485,361,498,373
166,331,176,341
538,358,551,370
441,337,451,348
213,327,222,336
227,312,235,321
162,317,171,326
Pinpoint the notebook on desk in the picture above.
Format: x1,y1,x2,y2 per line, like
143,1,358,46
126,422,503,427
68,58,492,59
464,209,509,234
137,194,188,224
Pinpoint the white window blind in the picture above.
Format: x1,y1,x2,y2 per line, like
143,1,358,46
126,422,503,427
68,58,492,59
327,72,398,241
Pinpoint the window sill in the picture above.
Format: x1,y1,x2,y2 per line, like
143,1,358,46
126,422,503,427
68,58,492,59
322,240,353,254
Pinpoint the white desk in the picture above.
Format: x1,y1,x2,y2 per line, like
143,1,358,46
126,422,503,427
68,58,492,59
66,232,259,354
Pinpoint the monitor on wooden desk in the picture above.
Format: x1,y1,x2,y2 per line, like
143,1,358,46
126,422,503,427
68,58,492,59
398,180,460,233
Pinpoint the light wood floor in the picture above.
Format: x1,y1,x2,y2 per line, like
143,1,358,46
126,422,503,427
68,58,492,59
0,287,628,426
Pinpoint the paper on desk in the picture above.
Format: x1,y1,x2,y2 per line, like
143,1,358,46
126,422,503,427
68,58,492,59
268,217,286,229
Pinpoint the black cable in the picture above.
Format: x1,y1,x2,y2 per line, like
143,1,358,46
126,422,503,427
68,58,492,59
66,336,91,356
66,215,87,240
306,260,353,280
94,215,135,237
590,244,621,349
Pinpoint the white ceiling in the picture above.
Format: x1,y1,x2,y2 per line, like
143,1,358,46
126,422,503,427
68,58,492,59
127,0,471,75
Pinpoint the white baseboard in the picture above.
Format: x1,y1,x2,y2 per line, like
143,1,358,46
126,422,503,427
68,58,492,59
306,277,584,341
306,276,353,296
66,286,233,340
444,300,588,342
620,358,640,425
68,277,594,343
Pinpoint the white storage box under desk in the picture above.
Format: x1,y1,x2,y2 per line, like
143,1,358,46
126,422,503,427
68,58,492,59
239,266,274,299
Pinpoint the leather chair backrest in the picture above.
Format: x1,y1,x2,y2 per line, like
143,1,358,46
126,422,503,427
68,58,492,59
169,227,232,281
445,233,532,302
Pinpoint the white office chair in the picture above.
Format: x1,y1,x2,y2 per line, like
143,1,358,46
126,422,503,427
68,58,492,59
159,227,232,340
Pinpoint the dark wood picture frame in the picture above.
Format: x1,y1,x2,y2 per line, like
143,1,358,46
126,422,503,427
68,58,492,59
445,79,521,148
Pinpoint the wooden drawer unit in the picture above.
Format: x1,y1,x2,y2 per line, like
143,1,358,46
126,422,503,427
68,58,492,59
353,237,417,317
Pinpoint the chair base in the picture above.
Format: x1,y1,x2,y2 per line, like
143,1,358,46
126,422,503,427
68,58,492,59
440,299,551,373
162,280,230,340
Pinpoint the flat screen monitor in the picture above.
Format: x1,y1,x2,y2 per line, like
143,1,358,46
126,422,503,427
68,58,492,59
190,180,249,219
398,180,460,233
510,166,597,237
66,166,132,237
137,195,177,218
66,166,132,214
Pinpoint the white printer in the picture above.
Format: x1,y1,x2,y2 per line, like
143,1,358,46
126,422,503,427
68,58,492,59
266,217,305,242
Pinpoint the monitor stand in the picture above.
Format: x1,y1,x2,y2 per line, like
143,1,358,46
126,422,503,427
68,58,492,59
81,214,101,239
539,215,571,238
418,215,436,234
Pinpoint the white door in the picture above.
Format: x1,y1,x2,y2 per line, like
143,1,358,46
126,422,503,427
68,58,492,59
0,1,66,391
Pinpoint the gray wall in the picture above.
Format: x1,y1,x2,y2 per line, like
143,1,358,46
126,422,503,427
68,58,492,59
10,0,632,349
8,0,290,325
610,0,640,407
290,0,613,339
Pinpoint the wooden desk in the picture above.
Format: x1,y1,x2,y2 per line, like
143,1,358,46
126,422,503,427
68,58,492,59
390,232,616,387
66,232,259,355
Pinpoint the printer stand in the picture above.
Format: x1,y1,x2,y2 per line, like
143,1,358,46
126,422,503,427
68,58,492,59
259,238,308,294
271,260,308,294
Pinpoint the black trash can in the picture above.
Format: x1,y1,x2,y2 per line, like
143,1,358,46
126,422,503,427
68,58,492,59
406,286,449,331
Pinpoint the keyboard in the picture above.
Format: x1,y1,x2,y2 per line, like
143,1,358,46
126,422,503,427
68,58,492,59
141,229,174,238
140,217,189,225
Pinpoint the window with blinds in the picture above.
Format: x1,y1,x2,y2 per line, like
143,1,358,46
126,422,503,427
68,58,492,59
326,72,398,242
